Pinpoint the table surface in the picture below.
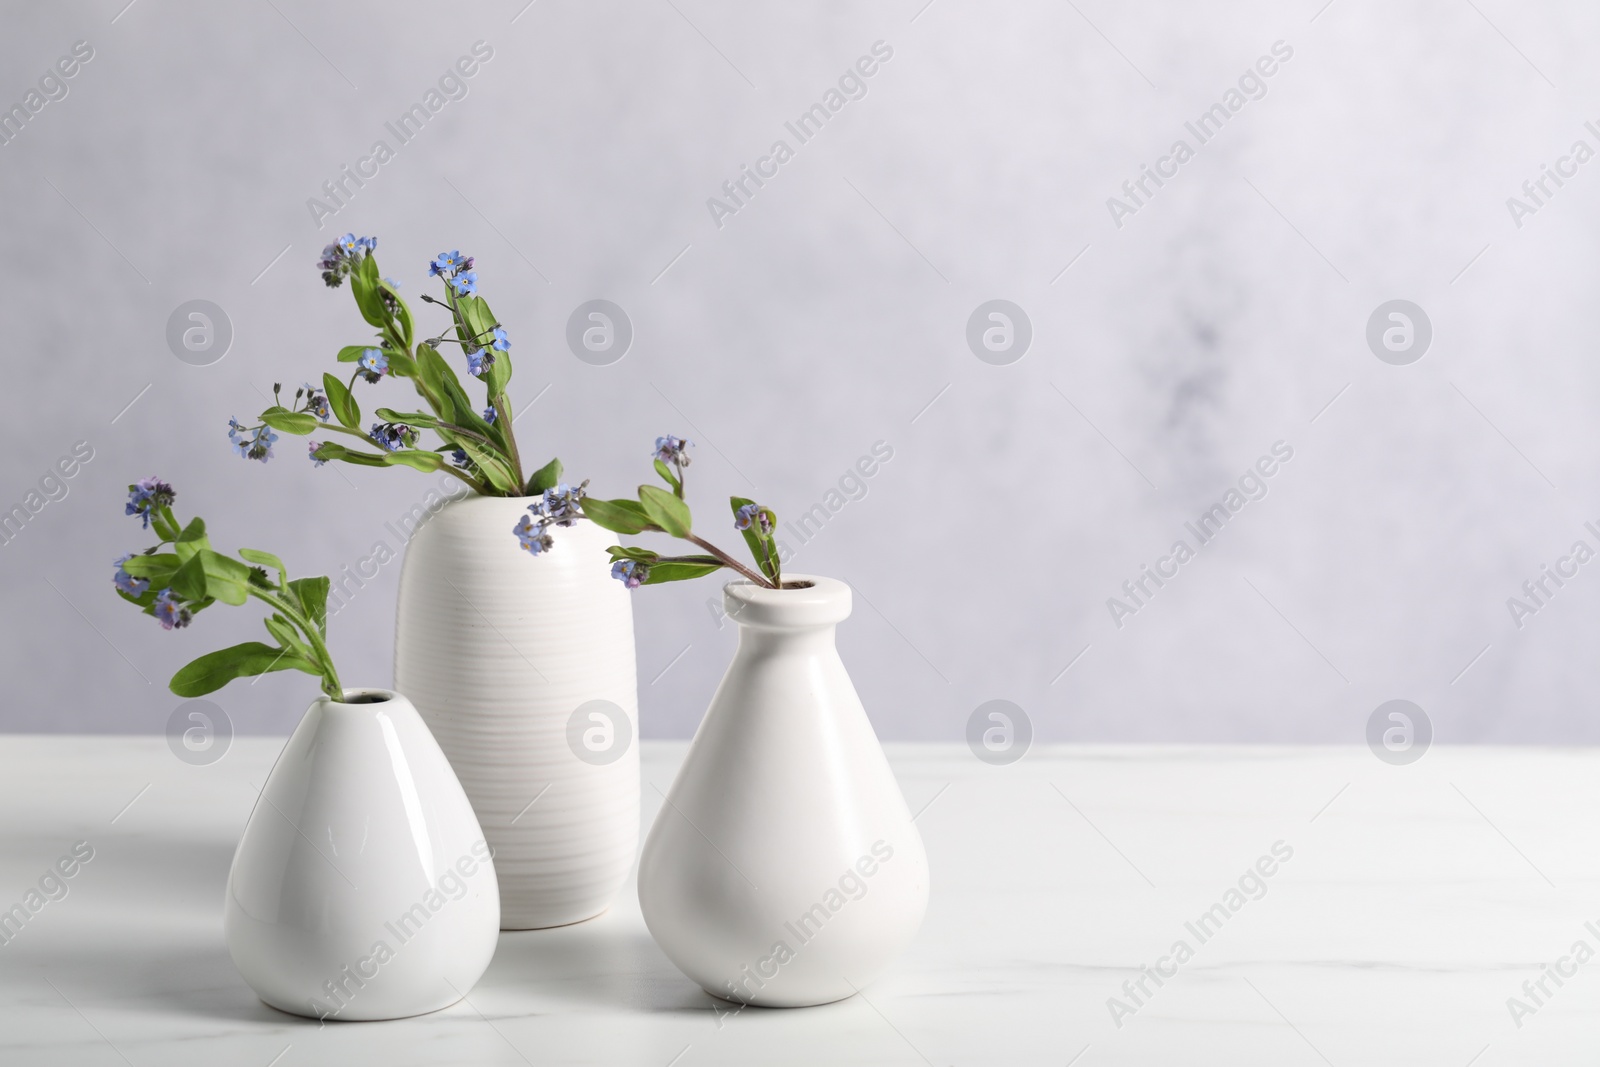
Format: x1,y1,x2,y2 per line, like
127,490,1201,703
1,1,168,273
0,738,1595,1065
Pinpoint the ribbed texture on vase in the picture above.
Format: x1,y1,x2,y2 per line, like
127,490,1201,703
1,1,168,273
395,496,639,930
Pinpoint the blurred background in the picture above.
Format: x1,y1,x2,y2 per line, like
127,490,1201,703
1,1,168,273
2,0,1596,742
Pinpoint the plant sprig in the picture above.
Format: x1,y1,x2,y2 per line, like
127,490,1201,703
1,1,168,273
226,235,557,498
515,437,784,590
115,478,343,700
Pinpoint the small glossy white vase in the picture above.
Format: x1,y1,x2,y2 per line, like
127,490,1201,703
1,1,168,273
224,688,499,1021
638,576,929,1007
395,496,639,929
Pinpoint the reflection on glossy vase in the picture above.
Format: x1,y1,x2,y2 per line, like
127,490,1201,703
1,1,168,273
395,495,640,930
224,689,499,1021
638,576,929,1007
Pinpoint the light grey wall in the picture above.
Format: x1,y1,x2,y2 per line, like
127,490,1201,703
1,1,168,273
2,0,1596,743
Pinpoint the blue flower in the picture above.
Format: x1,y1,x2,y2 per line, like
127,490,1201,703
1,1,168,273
540,483,585,528
491,326,510,352
152,588,192,630
318,234,376,287
449,270,479,296
653,435,692,467
734,503,772,535
610,559,647,588
513,513,554,556
451,448,471,469
113,554,149,597
300,382,331,421
125,477,175,527
482,405,498,425
228,419,277,462
308,441,327,467
357,347,389,383
368,422,416,453
464,347,491,378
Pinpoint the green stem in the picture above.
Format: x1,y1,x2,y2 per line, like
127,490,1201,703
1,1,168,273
686,532,774,588
249,588,342,699
494,395,524,490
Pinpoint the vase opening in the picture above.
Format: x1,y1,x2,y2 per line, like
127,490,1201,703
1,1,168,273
334,688,395,705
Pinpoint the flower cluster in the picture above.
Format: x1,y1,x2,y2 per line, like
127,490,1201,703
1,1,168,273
368,422,418,453
317,233,377,288
654,435,692,468
610,559,647,588
112,482,348,699
540,436,785,591
228,419,278,462
124,477,175,528
734,502,774,536
513,481,588,556
113,553,148,596
428,250,477,296
153,588,192,630
298,382,331,421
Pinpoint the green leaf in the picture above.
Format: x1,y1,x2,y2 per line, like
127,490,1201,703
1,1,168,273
641,559,726,585
375,408,440,430
198,550,253,605
170,641,317,698
654,459,681,495
336,344,373,362
384,279,413,348
238,548,285,589
310,441,389,468
730,496,780,584
526,457,563,495
582,496,653,535
263,615,311,658
350,255,388,329
457,437,517,493
606,545,662,563
261,408,319,435
638,485,692,539
169,552,208,601
387,351,418,379
288,576,330,635
323,373,360,429
384,450,445,473
119,553,180,582
150,509,180,543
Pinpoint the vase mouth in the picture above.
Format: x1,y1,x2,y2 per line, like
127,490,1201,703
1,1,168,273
723,574,850,629
329,687,397,705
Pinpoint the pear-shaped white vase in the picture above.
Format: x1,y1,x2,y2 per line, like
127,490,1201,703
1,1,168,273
224,688,499,1021
638,576,929,1007
395,496,639,929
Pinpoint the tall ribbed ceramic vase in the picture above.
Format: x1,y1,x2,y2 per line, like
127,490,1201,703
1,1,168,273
395,495,638,929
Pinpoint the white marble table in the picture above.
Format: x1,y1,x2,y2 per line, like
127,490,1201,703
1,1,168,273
1,739,1595,1065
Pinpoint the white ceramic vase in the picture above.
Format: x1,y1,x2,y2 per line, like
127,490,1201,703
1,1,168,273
395,495,639,929
638,575,929,1007
224,688,499,1021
